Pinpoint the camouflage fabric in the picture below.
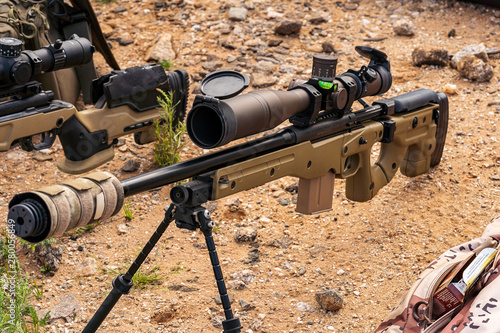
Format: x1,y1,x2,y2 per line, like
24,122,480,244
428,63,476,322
375,216,500,333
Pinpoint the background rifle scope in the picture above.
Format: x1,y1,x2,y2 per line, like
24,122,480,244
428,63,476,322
0,34,94,88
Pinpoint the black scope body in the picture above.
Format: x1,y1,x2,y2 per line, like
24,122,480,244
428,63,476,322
0,34,94,88
187,47,392,149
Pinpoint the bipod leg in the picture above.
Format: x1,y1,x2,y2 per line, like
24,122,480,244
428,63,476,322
195,209,242,333
81,204,176,333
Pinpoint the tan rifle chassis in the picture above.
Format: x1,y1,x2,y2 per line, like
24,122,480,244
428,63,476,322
0,102,161,174
210,103,438,213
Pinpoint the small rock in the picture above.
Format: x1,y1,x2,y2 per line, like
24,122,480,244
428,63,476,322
202,61,224,72
122,159,140,172
74,257,97,277
337,269,346,276
34,244,63,272
234,227,258,242
229,270,257,285
117,38,134,46
488,99,500,107
285,183,298,194
296,302,315,313
309,15,328,24
251,73,278,88
146,34,176,62
7,150,27,160
100,23,114,37
277,198,290,206
246,248,260,263
215,292,234,305
456,54,494,82
32,152,53,162
412,47,449,67
274,20,302,35
228,279,247,290
322,41,336,53
240,299,256,311
117,223,130,235
112,5,127,13
228,7,248,21
266,236,291,249
315,289,344,311
448,29,456,38
212,315,224,328
443,83,457,95
37,294,81,323
250,318,263,331
268,39,282,47
393,19,416,36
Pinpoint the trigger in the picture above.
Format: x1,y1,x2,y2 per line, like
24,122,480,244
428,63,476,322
34,130,57,150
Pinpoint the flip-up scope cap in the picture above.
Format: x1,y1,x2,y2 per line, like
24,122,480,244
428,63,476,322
200,70,249,99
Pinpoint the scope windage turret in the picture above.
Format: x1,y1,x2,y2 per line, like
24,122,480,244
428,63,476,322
7,172,123,243
0,34,94,88
186,46,392,149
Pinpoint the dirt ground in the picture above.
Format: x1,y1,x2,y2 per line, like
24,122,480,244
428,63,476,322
1,0,500,332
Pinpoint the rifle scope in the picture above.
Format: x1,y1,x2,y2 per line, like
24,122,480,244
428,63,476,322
187,46,392,149
0,34,94,88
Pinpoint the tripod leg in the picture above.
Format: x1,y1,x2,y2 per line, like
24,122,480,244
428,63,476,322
196,210,242,333
81,204,175,333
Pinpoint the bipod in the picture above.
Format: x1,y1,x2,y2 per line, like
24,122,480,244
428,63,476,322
81,178,242,333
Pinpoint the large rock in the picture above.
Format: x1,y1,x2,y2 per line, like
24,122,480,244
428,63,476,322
274,20,302,35
228,7,248,21
146,34,176,62
450,43,488,69
412,47,449,67
234,227,258,242
315,289,344,311
393,19,416,36
457,54,494,82
74,257,97,277
34,244,63,272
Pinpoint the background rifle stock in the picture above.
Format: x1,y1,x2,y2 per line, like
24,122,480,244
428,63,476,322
0,0,499,332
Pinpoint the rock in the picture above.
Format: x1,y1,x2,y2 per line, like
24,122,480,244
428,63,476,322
74,257,97,277
448,29,456,38
122,159,140,172
228,7,248,21
34,244,63,272
229,269,257,285
268,39,282,47
225,197,241,208
117,223,130,235
443,83,457,95
250,318,263,331
285,183,298,194
315,289,344,311
215,292,234,305
146,34,176,62
228,279,247,290
212,315,224,328
112,5,127,13
251,73,278,88
7,150,28,160
309,15,328,24
266,236,291,249
393,19,416,36
412,47,449,67
450,43,488,69
240,299,256,311
117,38,134,46
277,198,290,206
234,227,257,243
322,41,336,53
100,23,114,37
202,61,224,72
37,294,81,323
296,302,315,312
456,54,494,82
32,152,53,162
246,248,260,264
274,20,302,35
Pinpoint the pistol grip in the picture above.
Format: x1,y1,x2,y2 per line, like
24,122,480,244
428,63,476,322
57,146,115,175
296,171,335,214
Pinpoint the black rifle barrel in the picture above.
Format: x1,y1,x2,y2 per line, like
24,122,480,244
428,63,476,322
121,103,386,197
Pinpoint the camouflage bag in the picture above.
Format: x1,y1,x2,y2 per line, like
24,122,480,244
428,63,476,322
375,216,500,333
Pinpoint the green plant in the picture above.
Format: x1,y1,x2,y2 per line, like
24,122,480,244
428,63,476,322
122,199,136,220
170,262,185,274
159,59,175,70
133,266,164,288
19,238,56,252
0,235,49,333
153,90,187,167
